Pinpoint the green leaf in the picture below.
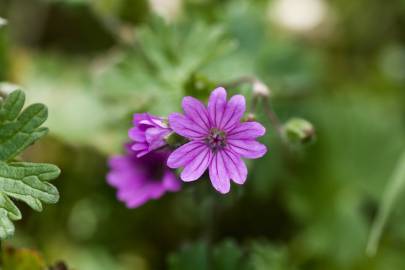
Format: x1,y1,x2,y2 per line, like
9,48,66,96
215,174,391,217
367,150,405,256
249,243,294,270
0,162,60,211
169,240,248,270
0,89,60,239
168,242,209,270
0,90,25,122
0,90,48,161
213,240,244,270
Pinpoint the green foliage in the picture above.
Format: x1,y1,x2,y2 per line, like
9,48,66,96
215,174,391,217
168,240,297,270
98,17,236,115
168,240,247,270
169,242,209,270
2,0,405,269
249,243,294,270
0,90,60,239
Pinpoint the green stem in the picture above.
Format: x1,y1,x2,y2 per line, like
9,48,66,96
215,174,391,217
262,96,284,139
366,150,405,256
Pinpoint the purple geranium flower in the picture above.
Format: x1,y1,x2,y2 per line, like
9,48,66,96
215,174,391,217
107,145,181,208
167,87,267,194
129,113,172,157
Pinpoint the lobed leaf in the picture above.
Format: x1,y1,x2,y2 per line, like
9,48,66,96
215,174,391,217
0,90,48,161
0,89,60,239
0,90,25,122
0,162,60,212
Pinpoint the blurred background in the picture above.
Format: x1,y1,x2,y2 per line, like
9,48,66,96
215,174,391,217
0,0,405,269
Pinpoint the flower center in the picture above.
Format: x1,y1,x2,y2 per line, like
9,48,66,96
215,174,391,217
206,128,227,152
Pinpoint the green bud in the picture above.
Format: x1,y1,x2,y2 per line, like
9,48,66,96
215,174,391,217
282,118,315,144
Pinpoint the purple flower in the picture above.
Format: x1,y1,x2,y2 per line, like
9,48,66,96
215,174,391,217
167,87,267,194
128,113,172,158
107,145,181,208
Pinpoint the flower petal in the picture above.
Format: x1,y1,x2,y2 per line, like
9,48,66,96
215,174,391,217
167,141,207,168
169,113,207,139
208,87,227,128
162,171,182,191
220,95,245,131
123,192,150,208
227,139,267,159
128,128,146,142
222,150,247,184
145,127,169,150
180,147,211,182
121,185,157,208
182,96,210,131
131,142,148,152
227,122,266,140
209,152,231,194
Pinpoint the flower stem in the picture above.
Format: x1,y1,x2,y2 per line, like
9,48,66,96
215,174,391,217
224,76,285,139
262,96,284,138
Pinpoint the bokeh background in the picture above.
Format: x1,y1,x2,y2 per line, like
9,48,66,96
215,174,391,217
1,0,405,269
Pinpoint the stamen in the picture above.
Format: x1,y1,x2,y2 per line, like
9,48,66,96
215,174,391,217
205,128,227,152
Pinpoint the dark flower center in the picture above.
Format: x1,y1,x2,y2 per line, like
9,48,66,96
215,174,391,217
206,128,227,152
147,166,165,181
136,153,167,182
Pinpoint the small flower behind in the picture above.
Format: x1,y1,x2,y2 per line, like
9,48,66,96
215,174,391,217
107,144,181,208
128,113,172,157
167,87,267,194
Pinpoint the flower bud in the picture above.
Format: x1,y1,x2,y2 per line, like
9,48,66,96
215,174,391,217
244,113,256,122
252,80,271,97
283,118,315,144
0,17,7,28
128,113,172,157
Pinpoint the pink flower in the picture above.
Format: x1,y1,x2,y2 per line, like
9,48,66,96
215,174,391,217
167,87,267,194
107,144,181,208
128,113,172,157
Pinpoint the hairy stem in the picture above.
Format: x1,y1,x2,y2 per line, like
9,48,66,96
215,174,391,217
262,96,284,138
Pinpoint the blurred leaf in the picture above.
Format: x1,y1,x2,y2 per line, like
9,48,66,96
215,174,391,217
0,90,60,239
213,240,245,270
97,17,236,115
367,150,405,256
168,242,209,270
169,240,247,270
249,243,294,270
2,246,47,270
